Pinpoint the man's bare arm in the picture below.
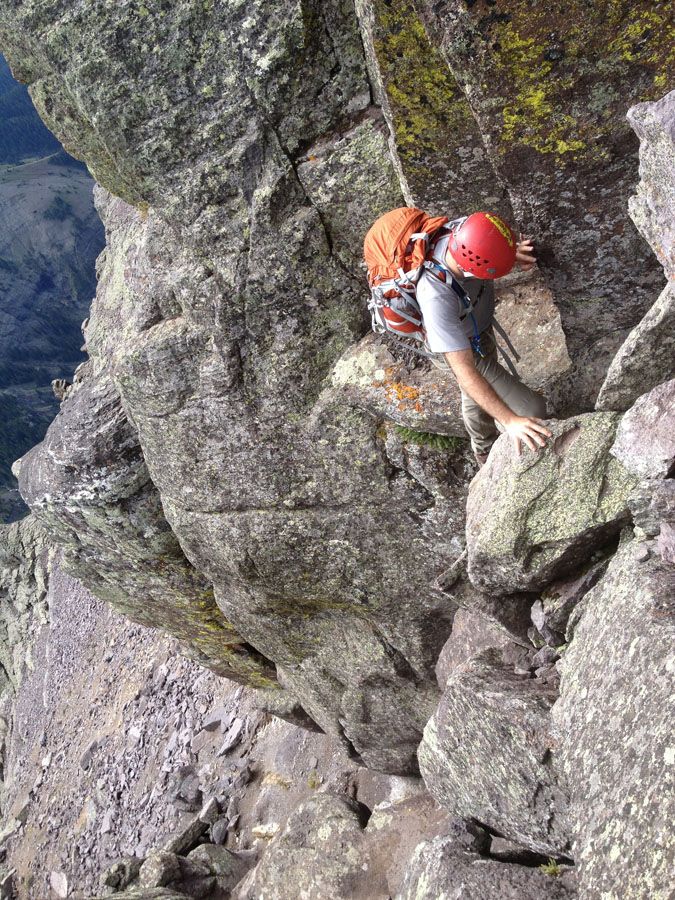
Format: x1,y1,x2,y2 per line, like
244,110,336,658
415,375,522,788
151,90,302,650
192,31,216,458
444,349,551,455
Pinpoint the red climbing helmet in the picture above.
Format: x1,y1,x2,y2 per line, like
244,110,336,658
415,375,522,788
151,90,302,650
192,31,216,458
448,212,517,279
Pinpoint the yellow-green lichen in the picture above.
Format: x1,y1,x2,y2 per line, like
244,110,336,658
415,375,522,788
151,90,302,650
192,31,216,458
485,1,675,164
370,1,474,186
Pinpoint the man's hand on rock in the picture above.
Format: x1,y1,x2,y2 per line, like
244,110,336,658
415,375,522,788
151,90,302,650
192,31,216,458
516,234,537,271
503,415,552,456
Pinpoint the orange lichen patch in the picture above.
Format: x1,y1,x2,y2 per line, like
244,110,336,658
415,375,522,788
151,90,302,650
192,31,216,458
371,374,429,413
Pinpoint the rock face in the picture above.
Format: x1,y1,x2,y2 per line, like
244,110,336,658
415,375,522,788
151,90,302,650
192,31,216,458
553,541,675,900
235,793,368,900
0,7,674,898
466,414,637,593
610,378,675,561
396,835,576,900
1,0,468,774
610,378,675,480
413,0,669,404
16,363,277,687
0,0,670,777
418,649,570,855
597,91,675,410
0,515,49,694
354,0,514,221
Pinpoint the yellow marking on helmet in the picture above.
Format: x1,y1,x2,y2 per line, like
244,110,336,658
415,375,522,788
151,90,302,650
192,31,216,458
484,214,514,246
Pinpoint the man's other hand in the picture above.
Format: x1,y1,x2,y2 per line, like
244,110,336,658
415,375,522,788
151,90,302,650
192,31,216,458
516,234,537,271
503,415,552,455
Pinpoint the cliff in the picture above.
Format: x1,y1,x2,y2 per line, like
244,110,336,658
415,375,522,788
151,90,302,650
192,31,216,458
0,2,673,899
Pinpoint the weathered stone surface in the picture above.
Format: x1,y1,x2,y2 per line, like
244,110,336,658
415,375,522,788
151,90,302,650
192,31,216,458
531,557,610,646
553,541,675,900
355,0,512,218
332,335,466,437
413,0,670,406
597,91,675,411
610,378,675,479
15,366,276,687
234,793,368,900
396,835,576,900
419,649,570,855
0,515,50,695
627,479,675,538
448,577,533,647
100,857,143,892
139,850,216,899
296,112,404,274
596,282,675,411
657,521,675,562
0,0,467,771
435,608,509,690
187,845,249,886
626,90,675,281
138,851,183,889
467,414,637,593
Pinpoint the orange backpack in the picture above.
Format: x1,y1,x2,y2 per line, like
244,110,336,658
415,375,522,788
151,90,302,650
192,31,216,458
363,207,450,347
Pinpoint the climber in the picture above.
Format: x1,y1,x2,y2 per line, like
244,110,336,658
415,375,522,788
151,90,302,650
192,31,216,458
415,212,552,465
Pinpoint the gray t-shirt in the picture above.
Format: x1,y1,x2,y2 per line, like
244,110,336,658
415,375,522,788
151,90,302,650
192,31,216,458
416,233,495,353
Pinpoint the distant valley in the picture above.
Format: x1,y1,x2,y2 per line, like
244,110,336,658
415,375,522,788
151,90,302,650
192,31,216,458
0,53,104,520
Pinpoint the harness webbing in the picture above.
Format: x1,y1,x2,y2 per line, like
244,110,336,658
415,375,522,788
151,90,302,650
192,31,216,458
424,260,484,358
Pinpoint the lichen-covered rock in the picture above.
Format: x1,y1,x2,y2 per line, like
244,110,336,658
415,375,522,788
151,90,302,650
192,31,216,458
0,515,50,694
16,367,276,687
296,112,405,274
138,850,215,899
355,0,513,219
234,793,368,900
187,845,249,887
413,0,671,404
466,414,638,593
0,1,462,773
332,335,466,437
553,540,675,900
610,378,675,479
418,649,570,855
626,90,675,281
395,835,576,900
597,92,675,410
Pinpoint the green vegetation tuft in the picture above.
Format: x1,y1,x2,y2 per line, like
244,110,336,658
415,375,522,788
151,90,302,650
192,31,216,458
540,858,563,877
394,425,465,451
